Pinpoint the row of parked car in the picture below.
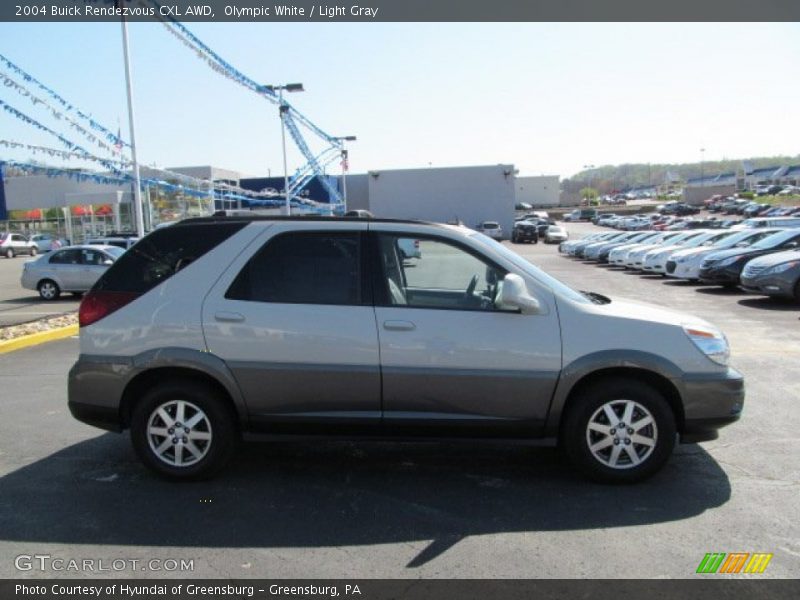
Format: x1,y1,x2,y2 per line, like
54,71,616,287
706,195,800,217
559,225,800,302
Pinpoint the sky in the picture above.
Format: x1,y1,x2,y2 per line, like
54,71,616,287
0,22,798,180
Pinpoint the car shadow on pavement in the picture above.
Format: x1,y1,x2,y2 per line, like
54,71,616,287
0,296,77,306
738,297,799,312
694,286,749,296
0,435,730,568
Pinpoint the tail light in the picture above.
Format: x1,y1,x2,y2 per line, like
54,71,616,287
79,290,139,327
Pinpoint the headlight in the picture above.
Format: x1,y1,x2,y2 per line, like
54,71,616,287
762,260,799,275
683,325,730,366
717,255,743,267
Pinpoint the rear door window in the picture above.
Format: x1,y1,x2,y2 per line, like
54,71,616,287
226,231,362,306
49,249,82,264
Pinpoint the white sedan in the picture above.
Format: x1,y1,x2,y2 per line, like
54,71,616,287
544,225,568,243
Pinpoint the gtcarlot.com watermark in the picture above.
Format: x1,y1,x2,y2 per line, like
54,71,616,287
15,554,194,572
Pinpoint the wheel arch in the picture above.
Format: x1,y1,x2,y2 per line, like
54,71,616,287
120,366,242,431
119,349,249,430
547,352,686,438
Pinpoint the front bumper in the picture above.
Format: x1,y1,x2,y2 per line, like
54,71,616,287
740,274,796,298
665,261,701,280
680,367,745,442
699,265,742,284
515,231,538,242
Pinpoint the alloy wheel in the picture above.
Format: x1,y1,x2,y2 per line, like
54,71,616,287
585,399,658,469
146,400,213,467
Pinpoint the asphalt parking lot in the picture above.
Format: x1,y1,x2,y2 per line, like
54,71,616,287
0,255,80,326
0,220,798,579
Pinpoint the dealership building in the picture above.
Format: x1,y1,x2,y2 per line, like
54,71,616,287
1,163,560,238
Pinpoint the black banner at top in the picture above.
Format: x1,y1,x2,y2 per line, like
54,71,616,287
3,0,800,22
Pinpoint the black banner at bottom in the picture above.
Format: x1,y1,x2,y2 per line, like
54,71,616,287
3,580,799,600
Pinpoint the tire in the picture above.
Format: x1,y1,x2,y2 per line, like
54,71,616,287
38,279,60,301
130,379,238,480
793,279,800,303
5,248,14,259
30,247,37,256
562,378,676,484
532,238,538,245
511,233,519,244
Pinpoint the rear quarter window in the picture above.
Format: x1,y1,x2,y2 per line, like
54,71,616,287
93,222,246,294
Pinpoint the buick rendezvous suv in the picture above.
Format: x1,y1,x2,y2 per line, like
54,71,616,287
69,216,744,483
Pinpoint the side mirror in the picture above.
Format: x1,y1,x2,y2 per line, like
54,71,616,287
498,273,542,315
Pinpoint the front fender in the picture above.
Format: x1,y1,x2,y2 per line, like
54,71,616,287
544,350,685,436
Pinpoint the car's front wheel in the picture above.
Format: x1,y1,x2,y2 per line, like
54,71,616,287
29,246,37,256
130,380,238,480
562,378,676,483
5,248,14,259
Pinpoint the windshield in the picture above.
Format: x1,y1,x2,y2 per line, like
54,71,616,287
470,233,590,304
751,229,799,249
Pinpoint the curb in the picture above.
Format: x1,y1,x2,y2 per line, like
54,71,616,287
0,324,79,355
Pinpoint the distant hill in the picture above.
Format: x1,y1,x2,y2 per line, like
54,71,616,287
563,155,800,194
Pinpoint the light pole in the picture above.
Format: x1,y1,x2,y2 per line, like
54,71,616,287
119,8,145,237
334,136,357,212
265,83,304,215
583,164,596,202
700,147,706,187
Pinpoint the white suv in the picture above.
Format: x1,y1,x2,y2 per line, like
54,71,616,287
69,216,743,482
0,232,38,258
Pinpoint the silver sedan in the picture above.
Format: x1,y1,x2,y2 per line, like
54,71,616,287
20,245,124,300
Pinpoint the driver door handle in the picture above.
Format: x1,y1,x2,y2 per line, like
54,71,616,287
383,320,416,332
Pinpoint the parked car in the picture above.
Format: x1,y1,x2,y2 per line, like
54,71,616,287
398,238,422,259
68,216,743,482
736,217,800,229
30,233,67,252
563,208,597,222
640,230,711,273
21,245,124,300
544,225,568,244
0,232,38,258
739,248,800,301
475,221,504,240
699,229,800,286
511,221,539,244
777,186,800,197
85,236,140,250
665,229,780,282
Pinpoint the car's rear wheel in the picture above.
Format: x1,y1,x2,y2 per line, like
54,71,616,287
38,279,60,301
563,378,676,483
130,380,238,480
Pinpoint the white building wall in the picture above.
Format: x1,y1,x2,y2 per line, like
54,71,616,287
366,165,516,237
515,175,560,206
3,174,129,210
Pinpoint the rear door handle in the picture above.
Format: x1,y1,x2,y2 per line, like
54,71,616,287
383,320,415,331
214,311,245,323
